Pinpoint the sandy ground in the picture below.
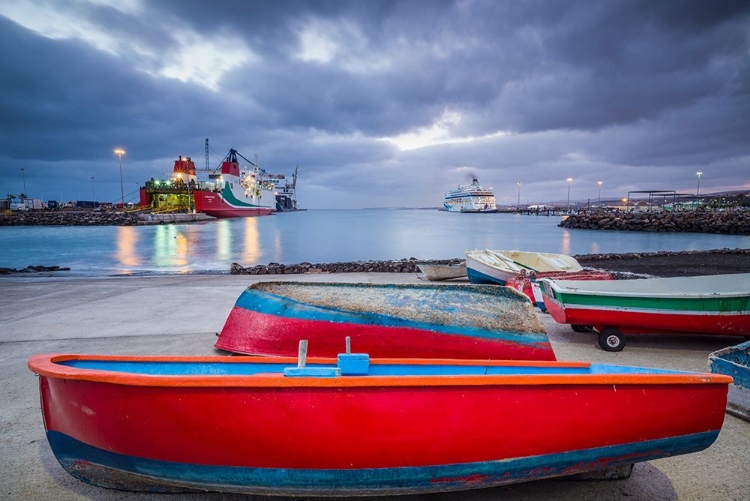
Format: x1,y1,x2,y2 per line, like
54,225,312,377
1,272,748,501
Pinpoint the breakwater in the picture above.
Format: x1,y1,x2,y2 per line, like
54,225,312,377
559,209,750,234
230,258,436,275
0,211,141,226
0,211,213,226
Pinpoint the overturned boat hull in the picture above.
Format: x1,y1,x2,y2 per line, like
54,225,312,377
29,354,730,495
215,282,555,361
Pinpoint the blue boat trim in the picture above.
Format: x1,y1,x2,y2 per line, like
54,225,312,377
47,430,719,494
466,268,507,285
235,289,546,345
59,360,691,377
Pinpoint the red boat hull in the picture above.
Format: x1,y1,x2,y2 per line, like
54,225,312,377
30,354,729,495
193,189,273,218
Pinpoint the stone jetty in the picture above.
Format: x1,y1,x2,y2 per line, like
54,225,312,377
231,258,431,275
0,211,213,226
559,208,750,234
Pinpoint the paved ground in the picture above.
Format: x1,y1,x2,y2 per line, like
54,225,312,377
1,272,748,501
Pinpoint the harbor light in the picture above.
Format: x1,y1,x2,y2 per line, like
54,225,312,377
114,148,126,208
696,171,703,196
597,180,603,202
566,178,573,212
517,182,521,206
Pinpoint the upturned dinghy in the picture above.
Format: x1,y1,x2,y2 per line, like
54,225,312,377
709,340,750,421
465,249,583,285
416,261,467,281
215,282,554,361
29,351,730,496
540,273,750,351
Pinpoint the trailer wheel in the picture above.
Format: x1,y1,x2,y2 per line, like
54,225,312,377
598,329,625,352
571,324,591,333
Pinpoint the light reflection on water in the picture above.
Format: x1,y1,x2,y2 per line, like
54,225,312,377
1,209,749,276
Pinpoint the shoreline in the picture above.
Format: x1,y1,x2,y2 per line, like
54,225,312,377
5,247,748,279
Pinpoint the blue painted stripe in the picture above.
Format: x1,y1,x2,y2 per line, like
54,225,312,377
47,430,719,494
235,289,546,345
59,360,690,377
467,268,507,285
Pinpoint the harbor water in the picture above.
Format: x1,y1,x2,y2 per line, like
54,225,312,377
1,209,749,276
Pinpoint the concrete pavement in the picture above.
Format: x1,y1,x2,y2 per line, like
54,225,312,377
1,272,748,500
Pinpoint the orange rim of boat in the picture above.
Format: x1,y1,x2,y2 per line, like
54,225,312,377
28,354,732,388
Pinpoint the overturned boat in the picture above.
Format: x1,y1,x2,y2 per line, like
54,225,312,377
215,281,554,361
29,352,730,495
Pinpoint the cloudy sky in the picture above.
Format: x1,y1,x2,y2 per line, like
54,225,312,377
1,0,748,208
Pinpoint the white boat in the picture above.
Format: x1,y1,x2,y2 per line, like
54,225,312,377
443,178,497,212
465,249,583,285
416,261,467,281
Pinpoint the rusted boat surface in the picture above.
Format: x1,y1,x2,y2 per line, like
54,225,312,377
709,340,750,421
29,353,730,496
215,282,555,360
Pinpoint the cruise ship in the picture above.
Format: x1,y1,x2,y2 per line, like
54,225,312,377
443,178,497,212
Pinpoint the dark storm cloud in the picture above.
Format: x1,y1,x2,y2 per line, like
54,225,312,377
0,0,748,207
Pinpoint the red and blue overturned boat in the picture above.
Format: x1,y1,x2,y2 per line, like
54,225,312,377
540,273,750,352
29,352,730,495
215,281,555,361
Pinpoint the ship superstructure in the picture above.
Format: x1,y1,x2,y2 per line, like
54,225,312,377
443,178,497,212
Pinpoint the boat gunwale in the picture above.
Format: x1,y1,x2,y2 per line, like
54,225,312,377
28,354,731,388
540,274,750,300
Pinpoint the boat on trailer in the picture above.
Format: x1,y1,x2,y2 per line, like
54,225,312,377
465,249,583,285
215,281,554,361
540,273,750,351
506,270,613,311
29,351,730,496
709,340,750,421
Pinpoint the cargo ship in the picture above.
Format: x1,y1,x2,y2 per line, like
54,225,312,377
192,149,275,218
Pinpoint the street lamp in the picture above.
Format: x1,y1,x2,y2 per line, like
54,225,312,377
114,148,126,208
91,176,95,203
517,182,521,207
566,177,573,212
696,171,702,196
597,180,603,202
20,168,26,197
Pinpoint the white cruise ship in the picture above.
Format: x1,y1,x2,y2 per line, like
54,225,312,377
443,178,497,212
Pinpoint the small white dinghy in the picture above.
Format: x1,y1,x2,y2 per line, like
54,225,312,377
416,261,467,281
465,249,583,285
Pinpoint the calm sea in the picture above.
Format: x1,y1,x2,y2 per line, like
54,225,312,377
1,210,749,276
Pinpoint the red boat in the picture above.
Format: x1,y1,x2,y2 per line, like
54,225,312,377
29,352,730,495
506,270,613,311
215,281,556,361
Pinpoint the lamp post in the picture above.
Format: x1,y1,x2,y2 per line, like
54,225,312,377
517,182,521,207
597,180,602,203
20,168,26,197
114,149,126,208
566,177,573,212
696,171,702,196
91,176,95,203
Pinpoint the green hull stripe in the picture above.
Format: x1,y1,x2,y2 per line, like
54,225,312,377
555,291,750,313
221,185,265,208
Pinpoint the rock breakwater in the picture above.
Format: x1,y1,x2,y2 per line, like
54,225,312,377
559,209,750,234
0,211,141,226
231,258,431,275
